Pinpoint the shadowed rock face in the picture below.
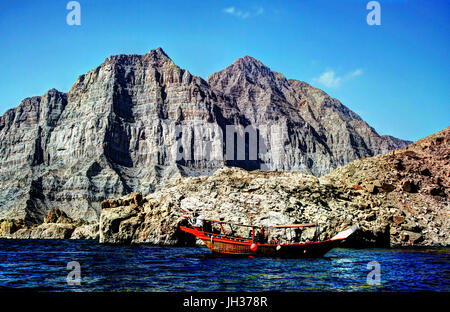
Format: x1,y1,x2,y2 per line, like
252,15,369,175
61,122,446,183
0,48,409,224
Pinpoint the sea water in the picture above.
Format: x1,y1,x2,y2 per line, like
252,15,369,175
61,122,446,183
0,239,448,292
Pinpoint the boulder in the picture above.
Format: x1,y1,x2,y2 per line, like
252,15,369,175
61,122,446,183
393,216,405,225
30,223,76,239
402,181,419,193
401,231,423,245
70,224,99,240
45,208,73,224
0,219,26,236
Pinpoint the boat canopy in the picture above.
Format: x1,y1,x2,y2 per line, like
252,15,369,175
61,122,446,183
186,216,356,229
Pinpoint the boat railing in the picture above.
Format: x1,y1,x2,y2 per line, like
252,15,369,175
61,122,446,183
189,226,252,243
183,216,358,244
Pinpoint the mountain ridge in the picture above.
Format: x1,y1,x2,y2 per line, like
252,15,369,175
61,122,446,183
0,47,410,224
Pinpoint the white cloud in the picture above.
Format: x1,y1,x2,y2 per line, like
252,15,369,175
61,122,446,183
348,68,363,78
224,7,236,14
313,68,363,88
315,70,341,88
223,6,263,19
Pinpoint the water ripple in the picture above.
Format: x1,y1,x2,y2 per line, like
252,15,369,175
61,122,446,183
0,240,448,291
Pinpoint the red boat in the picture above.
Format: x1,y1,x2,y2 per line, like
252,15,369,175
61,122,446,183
180,218,359,258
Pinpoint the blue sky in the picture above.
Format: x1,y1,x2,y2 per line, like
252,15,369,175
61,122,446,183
0,0,448,141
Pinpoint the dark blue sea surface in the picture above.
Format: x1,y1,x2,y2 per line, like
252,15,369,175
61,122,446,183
0,239,448,292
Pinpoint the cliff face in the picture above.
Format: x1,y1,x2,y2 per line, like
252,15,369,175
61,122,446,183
208,56,410,174
0,48,409,224
0,48,222,223
97,127,448,247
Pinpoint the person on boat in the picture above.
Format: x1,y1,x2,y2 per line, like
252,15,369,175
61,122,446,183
254,229,260,242
203,220,212,233
270,236,280,245
188,212,198,226
257,227,265,243
193,215,204,228
290,235,300,244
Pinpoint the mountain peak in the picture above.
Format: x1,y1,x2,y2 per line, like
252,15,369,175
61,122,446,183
102,47,172,67
233,55,264,67
145,46,170,59
207,55,276,85
231,55,271,75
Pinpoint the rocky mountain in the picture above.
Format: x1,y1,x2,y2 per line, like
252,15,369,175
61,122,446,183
207,56,410,169
2,127,447,246
96,126,448,247
0,48,409,225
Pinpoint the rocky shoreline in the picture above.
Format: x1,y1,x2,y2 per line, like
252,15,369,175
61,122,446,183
1,127,448,248
0,209,98,240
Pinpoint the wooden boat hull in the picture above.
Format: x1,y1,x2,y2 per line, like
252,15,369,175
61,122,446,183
180,226,348,258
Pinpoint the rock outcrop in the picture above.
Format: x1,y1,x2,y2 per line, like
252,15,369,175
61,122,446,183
0,208,98,240
99,127,448,247
0,48,409,227
323,126,449,246
70,223,99,240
